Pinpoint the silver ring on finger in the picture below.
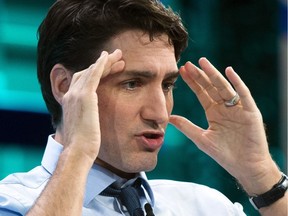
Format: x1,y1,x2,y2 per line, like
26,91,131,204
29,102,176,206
224,92,240,107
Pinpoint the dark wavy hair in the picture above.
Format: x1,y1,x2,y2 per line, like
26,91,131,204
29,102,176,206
37,0,188,128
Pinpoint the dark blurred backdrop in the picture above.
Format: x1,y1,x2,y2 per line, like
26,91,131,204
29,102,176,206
0,0,287,215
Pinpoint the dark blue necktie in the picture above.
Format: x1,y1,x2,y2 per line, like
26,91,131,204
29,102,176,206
100,178,145,216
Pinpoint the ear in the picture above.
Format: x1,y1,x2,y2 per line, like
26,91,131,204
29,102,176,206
50,64,72,105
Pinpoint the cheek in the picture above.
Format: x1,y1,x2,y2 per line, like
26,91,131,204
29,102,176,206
97,84,121,118
97,90,116,129
98,93,135,131
167,94,174,113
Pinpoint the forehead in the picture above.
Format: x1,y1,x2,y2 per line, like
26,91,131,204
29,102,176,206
106,30,178,72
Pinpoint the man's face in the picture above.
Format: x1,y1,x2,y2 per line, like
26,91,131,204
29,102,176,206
96,30,178,178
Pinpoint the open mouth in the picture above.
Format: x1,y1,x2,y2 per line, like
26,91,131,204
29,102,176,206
143,133,162,139
139,132,164,150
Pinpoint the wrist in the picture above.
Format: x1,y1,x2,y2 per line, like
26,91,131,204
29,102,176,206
55,128,100,164
249,172,288,210
238,162,281,196
60,146,95,174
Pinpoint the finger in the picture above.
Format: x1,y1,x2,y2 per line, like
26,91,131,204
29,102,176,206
184,62,223,103
181,62,224,109
225,67,257,111
102,49,124,77
85,50,118,90
169,115,220,159
72,49,124,91
169,115,204,146
180,65,213,109
179,65,202,94
181,64,220,110
69,71,83,87
110,60,125,74
68,51,108,90
198,58,236,101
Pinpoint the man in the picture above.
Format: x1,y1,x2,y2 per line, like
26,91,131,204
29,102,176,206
0,0,286,215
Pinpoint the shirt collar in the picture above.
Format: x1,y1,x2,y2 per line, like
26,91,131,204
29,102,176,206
41,135,155,206
84,165,155,206
41,134,63,175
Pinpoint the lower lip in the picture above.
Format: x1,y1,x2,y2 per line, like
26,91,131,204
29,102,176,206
136,136,164,151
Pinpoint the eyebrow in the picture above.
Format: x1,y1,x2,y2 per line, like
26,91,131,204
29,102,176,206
122,70,179,80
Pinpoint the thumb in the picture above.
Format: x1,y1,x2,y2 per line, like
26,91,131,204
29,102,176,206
169,115,204,145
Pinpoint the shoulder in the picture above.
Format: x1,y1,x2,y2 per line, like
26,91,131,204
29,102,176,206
149,179,227,199
0,166,50,215
148,179,245,215
149,179,222,193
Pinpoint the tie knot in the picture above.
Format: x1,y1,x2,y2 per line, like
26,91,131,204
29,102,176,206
100,178,145,216
120,185,144,216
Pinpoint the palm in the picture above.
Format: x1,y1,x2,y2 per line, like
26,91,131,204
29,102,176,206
170,58,269,181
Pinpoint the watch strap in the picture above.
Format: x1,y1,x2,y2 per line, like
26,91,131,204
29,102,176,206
249,173,288,210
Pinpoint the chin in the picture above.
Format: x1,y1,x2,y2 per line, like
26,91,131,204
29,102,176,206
110,162,157,180
126,156,158,173
97,153,158,177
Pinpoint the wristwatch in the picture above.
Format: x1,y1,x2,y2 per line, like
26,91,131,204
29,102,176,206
249,172,288,210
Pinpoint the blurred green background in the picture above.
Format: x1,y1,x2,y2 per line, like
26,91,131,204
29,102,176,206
0,0,287,215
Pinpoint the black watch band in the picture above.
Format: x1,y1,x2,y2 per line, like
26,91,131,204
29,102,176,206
249,173,288,210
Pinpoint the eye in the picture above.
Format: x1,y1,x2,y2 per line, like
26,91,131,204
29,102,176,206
162,81,176,92
122,80,142,90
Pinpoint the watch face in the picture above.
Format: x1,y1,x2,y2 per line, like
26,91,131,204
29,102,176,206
282,177,288,188
279,174,288,190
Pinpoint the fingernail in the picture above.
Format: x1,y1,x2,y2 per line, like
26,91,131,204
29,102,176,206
101,51,108,56
228,66,234,71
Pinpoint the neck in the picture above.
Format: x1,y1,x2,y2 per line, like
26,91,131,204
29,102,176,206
95,158,137,180
54,129,137,180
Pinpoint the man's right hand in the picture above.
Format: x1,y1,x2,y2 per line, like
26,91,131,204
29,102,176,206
27,49,125,216
58,49,125,164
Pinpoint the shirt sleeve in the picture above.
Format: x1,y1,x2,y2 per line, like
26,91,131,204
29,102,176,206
0,192,27,216
0,208,23,216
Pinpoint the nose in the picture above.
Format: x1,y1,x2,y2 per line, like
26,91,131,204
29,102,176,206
140,87,171,126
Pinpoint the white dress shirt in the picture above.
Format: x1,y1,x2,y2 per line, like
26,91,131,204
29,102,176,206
0,135,246,215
